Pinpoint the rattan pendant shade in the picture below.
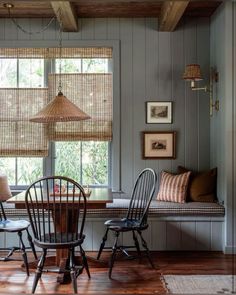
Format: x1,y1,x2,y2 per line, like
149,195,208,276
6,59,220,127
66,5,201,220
30,91,91,123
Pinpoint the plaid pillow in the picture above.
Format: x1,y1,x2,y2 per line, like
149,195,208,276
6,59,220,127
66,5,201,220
157,171,191,203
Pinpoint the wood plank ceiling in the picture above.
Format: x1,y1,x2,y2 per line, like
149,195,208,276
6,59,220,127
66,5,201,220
0,0,222,32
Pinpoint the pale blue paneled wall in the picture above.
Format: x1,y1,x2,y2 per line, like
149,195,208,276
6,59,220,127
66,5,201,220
0,17,210,195
210,1,236,253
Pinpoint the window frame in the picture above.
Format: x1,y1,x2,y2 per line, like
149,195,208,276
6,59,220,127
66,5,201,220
1,55,112,190
0,40,120,192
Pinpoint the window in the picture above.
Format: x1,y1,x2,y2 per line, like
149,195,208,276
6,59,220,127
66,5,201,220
0,58,45,187
53,57,111,187
55,141,109,186
0,52,112,188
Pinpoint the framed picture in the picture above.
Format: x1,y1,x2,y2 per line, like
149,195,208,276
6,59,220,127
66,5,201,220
146,101,172,124
142,131,176,159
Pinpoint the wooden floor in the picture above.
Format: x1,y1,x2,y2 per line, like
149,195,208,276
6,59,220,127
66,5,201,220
0,251,234,294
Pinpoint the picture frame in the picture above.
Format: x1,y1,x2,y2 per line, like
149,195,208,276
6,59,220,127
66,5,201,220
142,131,176,159
146,101,173,124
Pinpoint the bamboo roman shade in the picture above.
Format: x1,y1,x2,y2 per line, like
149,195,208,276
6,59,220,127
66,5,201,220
0,47,112,59
0,47,113,157
48,73,112,141
0,88,48,156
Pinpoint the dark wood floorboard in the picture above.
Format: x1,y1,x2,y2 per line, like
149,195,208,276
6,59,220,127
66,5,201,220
0,251,234,294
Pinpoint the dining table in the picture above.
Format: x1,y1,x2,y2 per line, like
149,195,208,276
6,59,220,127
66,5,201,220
7,187,113,283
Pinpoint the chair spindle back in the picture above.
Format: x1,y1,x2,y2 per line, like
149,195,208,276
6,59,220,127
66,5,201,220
25,176,86,245
126,168,156,226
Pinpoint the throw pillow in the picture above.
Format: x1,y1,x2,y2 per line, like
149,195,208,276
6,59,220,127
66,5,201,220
157,171,191,203
178,166,217,202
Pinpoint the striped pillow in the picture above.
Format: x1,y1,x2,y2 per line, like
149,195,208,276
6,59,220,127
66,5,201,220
157,171,191,203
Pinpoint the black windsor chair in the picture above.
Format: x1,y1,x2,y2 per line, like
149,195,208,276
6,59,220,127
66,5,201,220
97,168,157,278
0,201,37,276
0,174,37,276
25,176,90,294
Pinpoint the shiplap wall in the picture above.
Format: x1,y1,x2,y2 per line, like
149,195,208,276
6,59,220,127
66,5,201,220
210,2,236,253
0,216,224,251
0,17,210,194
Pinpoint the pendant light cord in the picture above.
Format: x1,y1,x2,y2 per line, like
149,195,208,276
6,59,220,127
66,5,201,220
4,3,56,35
58,8,63,95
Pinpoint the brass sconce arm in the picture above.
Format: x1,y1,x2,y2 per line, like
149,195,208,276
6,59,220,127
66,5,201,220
183,65,219,117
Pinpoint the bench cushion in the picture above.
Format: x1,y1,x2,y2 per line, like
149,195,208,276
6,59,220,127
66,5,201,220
3,198,225,218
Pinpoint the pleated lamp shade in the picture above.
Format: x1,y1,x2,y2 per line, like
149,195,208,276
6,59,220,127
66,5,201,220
183,64,203,81
0,175,12,201
30,92,91,123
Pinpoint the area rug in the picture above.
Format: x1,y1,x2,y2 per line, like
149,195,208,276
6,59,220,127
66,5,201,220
163,275,236,294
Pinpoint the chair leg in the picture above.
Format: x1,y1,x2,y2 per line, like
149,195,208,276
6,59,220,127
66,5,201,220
69,248,77,294
80,246,90,278
97,227,109,260
18,231,29,276
109,231,119,279
32,249,47,294
26,229,37,260
132,230,141,259
137,230,155,269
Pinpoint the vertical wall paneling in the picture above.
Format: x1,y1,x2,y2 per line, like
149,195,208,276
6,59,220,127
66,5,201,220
120,18,134,194
30,19,44,40
107,18,120,39
171,21,185,171
0,19,5,39
5,232,20,249
196,221,211,250
17,19,30,40
181,221,196,250
210,1,235,253
4,19,18,40
184,18,198,170
0,217,224,251
0,233,5,248
91,221,106,251
225,2,234,254
151,221,167,250
82,221,93,250
233,2,236,255
94,18,108,40
145,19,159,175
166,221,181,250
42,18,57,40
81,18,95,40
133,18,146,176
211,221,223,251
197,18,210,171
158,30,172,177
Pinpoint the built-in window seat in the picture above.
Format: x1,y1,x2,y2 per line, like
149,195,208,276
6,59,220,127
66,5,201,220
1,198,225,252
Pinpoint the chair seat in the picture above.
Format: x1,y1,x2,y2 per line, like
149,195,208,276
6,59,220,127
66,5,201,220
0,219,30,232
105,218,148,231
34,233,85,249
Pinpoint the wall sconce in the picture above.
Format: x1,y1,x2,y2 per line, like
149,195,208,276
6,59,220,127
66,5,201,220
183,64,219,116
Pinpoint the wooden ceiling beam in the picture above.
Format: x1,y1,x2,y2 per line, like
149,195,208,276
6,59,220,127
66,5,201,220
159,1,189,32
51,1,78,32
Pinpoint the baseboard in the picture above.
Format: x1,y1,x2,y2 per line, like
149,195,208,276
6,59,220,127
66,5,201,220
224,245,236,254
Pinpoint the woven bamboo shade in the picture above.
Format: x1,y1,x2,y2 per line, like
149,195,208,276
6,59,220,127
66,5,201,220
183,64,203,81
47,73,112,141
0,88,49,156
0,47,113,156
0,47,112,59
